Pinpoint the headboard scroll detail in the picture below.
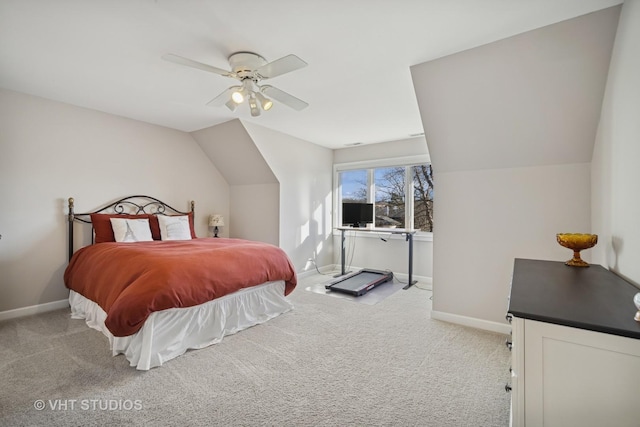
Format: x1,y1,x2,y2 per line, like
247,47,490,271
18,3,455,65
68,195,195,261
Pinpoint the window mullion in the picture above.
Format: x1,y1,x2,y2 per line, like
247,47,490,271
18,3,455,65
367,169,374,203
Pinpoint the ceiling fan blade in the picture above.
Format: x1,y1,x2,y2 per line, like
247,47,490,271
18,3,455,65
206,87,236,109
261,85,308,111
256,54,307,79
162,53,235,78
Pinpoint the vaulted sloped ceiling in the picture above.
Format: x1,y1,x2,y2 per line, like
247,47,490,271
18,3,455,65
191,119,278,185
410,6,621,174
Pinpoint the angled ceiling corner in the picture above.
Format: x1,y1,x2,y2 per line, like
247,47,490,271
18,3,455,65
411,5,621,174
191,119,278,185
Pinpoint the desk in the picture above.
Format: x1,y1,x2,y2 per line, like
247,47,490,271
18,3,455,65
336,227,418,289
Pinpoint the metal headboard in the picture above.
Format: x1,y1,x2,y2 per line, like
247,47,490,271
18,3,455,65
67,195,195,261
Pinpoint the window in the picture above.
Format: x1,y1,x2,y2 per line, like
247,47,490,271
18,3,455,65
375,166,405,228
336,159,434,232
340,170,367,203
412,164,434,232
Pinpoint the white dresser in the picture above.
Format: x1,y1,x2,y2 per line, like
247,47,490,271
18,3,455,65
507,258,640,427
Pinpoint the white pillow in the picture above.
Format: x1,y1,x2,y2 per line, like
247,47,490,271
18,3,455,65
110,218,153,243
157,215,192,241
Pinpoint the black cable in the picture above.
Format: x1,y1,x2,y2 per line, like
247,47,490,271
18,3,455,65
310,258,332,276
311,229,357,276
389,272,431,291
377,231,389,242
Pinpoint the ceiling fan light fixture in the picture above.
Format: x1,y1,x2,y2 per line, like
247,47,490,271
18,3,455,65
249,94,260,117
255,92,273,111
231,90,244,104
224,99,237,111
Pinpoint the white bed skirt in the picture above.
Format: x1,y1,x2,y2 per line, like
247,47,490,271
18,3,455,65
69,281,293,370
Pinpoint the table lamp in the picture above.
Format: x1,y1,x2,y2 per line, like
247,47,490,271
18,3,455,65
209,214,225,238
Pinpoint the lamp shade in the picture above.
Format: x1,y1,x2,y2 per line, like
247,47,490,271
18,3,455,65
231,90,244,104
209,214,225,227
248,95,260,117
255,92,273,111
224,99,237,111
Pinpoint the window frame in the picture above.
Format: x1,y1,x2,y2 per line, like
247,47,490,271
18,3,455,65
333,155,433,242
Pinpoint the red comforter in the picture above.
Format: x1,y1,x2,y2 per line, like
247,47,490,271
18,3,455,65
64,238,297,337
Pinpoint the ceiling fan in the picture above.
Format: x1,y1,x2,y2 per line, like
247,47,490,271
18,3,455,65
162,51,308,116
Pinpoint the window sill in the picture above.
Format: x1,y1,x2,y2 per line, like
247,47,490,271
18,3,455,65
332,229,433,242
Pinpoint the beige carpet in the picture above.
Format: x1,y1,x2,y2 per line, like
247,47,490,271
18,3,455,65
0,274,511,426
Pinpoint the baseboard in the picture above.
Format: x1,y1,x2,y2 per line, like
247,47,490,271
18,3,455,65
431,310,511,335
0,299,69,322
297,264,338,278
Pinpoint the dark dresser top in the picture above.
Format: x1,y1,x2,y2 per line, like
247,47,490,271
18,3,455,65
508,258,640,340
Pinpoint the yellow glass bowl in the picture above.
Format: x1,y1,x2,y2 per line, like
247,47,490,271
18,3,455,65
556,233,598,267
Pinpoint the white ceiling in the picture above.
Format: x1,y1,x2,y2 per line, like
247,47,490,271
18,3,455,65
0,0,623,149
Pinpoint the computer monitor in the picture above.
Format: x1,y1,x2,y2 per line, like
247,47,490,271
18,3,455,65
342,202,374,228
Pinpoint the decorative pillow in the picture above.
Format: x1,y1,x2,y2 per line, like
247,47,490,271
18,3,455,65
157,215,192,240
149,212,196,240
91,213,153,243
109,218,153,242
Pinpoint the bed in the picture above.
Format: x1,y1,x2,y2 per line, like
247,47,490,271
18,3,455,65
64,195,297,370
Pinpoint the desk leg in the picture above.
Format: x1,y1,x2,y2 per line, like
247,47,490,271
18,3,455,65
341,229,346,275
334,229,350,278
403,232,417,289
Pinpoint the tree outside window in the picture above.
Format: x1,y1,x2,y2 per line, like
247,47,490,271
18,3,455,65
339,169,367,203
375,167,405,228
413,164,434,232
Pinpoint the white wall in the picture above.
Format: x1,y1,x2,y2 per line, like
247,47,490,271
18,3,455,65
334,137,429,163
592,1,640,287
335,231,433,282
191,120,279,242
242,122,334,273
411,8,618,330
433,163,591,324
230,183,279,245
0,89,229,313
333,138,434,281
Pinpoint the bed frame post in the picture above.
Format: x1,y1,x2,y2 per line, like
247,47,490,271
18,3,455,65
68,197,74,262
